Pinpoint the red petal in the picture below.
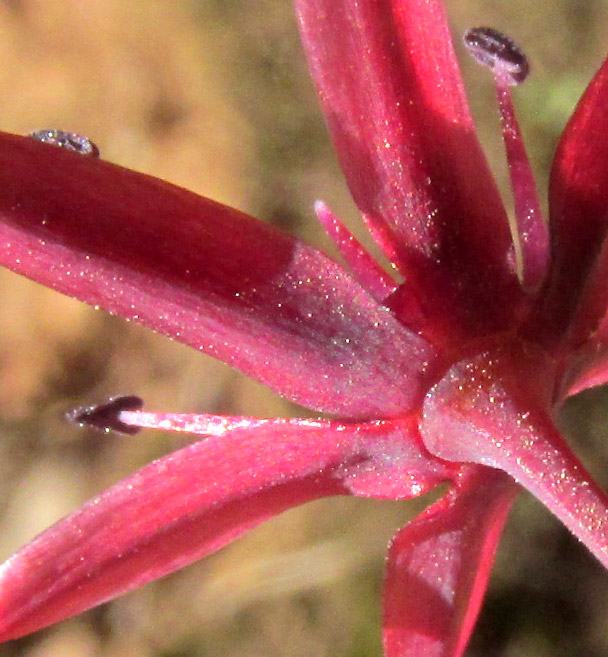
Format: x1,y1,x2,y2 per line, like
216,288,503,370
0,417,449,641
0,133,437,417
383,467,517,657
420,349,608,570
295,0,520,336
536,54,608,347
561,339,608,398
559,241,608,397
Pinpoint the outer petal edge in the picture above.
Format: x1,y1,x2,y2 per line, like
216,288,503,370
383,467,517,657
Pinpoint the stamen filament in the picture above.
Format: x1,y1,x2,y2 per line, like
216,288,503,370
117,412,309,436
464,27,549,292
315,200,397,301
494,78,549,291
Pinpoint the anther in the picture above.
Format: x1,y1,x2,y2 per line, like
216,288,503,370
29,129,100,158
67,395,144,435
464,27,529,86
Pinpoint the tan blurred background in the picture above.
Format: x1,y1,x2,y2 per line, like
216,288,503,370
0,1,607,656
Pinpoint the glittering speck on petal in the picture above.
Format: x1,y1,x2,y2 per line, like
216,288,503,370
28,129,100,158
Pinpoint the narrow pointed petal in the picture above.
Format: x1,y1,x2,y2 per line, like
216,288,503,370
383,467,517,657
537,54,608,346
420,351,608,569
0,417,450,641
296,0,521,335
561,340,608,398
0,133,437,417
315,201,397,302
559,240,608,397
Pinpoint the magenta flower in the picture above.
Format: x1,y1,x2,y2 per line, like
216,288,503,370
0,0,607,655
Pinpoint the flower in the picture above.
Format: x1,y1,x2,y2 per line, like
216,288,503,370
0,0,607,655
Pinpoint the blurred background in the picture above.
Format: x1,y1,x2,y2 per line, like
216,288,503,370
0,1,607,655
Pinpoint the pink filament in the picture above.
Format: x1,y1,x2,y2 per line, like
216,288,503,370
494,76,549,291
118,410,335,436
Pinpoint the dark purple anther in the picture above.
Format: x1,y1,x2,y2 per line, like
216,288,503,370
67,395,144,435
464,27,529,85
28,129,100,158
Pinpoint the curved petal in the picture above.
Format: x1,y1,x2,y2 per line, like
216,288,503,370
420,349,608,570
0,416,450,641
558,239,608,398
535,54,608,347
383,467,517,657
560,339,608,398
296,0,521,336
0,132,437,417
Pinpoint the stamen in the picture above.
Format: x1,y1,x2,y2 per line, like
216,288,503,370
67,395,144,435
28,129,100,158
463,27,528,86
315,201,397,302
69,395,336,438
72,400,337,439
464,27,549,291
